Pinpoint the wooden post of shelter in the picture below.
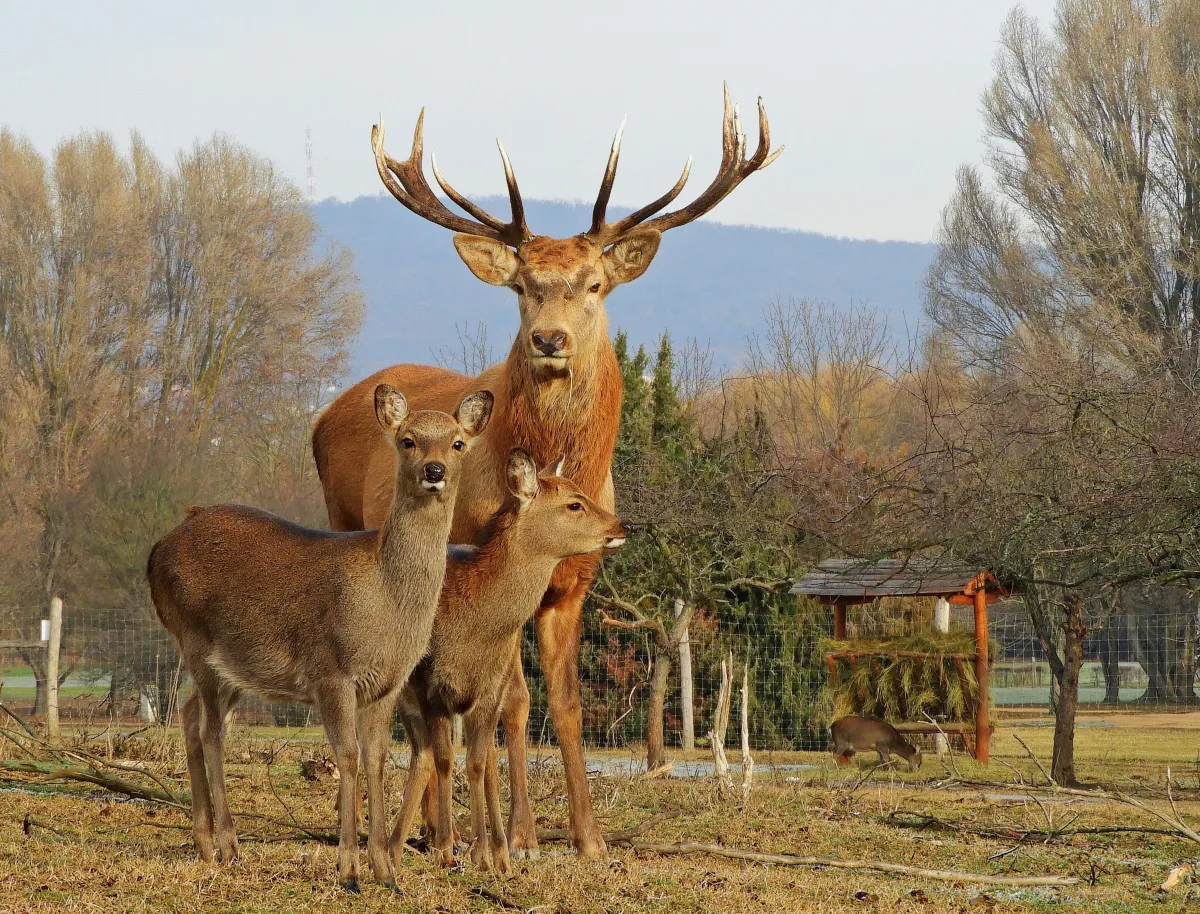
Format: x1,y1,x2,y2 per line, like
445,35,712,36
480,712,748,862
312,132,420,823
833,604,847,640
973,586,990,764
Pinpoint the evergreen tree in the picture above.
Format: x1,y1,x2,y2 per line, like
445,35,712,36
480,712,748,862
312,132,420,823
614,329,651,458
650,331,683,442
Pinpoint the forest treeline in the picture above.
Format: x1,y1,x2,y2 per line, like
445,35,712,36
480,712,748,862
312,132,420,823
3,0,1200,786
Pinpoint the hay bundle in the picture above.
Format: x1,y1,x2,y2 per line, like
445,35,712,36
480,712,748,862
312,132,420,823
821,632,995,725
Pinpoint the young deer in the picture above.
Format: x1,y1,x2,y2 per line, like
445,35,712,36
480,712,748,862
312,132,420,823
389,449,626,873
147,386,493,892
830,716,924,771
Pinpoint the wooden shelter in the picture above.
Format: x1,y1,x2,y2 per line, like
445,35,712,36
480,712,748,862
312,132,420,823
792,559,1011,764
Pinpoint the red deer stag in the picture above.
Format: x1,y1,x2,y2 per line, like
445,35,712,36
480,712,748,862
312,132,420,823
312,84,780,858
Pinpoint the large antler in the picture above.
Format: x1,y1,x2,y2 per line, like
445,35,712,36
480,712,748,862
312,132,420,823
372,110,532,246
586,83,783,244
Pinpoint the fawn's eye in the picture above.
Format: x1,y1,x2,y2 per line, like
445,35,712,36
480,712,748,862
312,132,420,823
589,282,601,294
401,438,415,449
512,283,525,295
567,502,583,512
453,440,465,451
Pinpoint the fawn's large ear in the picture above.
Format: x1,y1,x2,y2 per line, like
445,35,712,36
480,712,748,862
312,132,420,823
455,390,494,437
506,448,539,506
374,385,409,432
602,229,661,287
453,234,520,286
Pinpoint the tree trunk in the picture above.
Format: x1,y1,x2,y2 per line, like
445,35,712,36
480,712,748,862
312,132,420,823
18,649,49,717
1052,596,1085,788
1099,616,1121,704
646,651,672,771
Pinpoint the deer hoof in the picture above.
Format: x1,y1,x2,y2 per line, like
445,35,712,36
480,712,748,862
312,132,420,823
340,877,361,895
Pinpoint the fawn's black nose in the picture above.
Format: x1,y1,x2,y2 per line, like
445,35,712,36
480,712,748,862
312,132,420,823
531,331,567,357
424,462,446,483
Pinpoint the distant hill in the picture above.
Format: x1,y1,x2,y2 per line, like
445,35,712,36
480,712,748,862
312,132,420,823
314,196,936,380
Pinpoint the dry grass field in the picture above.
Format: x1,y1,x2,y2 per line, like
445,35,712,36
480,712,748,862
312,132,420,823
0,712,1198,913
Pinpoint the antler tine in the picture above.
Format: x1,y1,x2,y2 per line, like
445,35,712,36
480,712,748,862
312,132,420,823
430,152,508,232
495,139,531,243
584,84,782,244
372,109,531,246
636,84,783,236
589,115,627,235
604,156,692,237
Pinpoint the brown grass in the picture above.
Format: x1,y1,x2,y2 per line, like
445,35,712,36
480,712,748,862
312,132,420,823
0,716,1198,912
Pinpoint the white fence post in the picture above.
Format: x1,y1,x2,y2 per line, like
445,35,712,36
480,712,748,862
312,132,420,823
675,598,694,751
46,596,63,741
934,597,950,756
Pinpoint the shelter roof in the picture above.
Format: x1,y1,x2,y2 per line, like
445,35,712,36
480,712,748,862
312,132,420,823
791,559,1006,602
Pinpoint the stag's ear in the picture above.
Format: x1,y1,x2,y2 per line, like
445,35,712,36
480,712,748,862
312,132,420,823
506,448,539,506
453,234,520,286
603,229,661,287
538,455,566,479
455,390,494,437
374,385,409,432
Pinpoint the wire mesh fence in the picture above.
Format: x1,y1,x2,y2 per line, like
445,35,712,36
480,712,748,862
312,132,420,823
2,592,1197,752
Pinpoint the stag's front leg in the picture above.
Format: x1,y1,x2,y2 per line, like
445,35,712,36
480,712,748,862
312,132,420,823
500,648,539,860
536,578,606,859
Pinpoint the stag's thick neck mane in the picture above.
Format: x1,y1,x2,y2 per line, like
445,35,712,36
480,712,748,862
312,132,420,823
498,334,621,500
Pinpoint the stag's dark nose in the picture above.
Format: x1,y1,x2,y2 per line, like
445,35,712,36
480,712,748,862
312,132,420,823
531,331,567,357
424,462,446,483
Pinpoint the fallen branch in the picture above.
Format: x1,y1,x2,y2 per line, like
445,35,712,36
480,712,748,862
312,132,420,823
887,810,1181,842
940,776,1200,848
0,759,188,808
626,841,1078,886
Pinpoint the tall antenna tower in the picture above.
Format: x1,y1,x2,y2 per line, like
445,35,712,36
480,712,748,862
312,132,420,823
305,127,316,202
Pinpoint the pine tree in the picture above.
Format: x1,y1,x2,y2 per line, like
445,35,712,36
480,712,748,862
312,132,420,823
614,329,651,458
651,331,682,442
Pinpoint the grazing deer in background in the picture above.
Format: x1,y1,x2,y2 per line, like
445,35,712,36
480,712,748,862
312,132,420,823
389,449,626,873
830,716,924,771
312,84,780,858
148,387,493,892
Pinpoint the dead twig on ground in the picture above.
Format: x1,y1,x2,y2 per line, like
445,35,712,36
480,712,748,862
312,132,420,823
625,840,1077,886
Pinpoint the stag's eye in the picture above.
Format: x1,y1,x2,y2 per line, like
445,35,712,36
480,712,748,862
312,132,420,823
589,282,601,294
401,438,415,449
567,502,583,512
453,440,465,451
512,283,525,295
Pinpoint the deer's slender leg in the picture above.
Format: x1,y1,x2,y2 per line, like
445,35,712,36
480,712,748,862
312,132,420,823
390,693,435,869
484,737,511,873
535,577,606,858
358,693,398,885
463,707,497,872
181,692,214,861
429,714,457,867
500,649,538,860
317,684,363,893
195,674,239,864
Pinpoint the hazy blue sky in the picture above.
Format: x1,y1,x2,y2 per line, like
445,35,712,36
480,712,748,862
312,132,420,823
2,0,1058,241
